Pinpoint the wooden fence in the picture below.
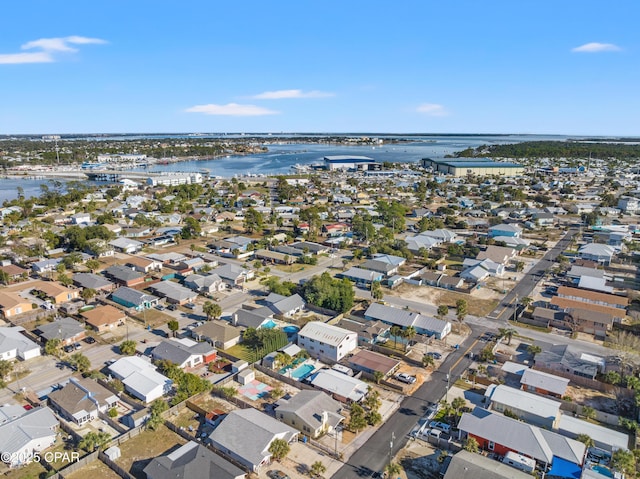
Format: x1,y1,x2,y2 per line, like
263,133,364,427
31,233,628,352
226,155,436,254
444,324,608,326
99,450,136,479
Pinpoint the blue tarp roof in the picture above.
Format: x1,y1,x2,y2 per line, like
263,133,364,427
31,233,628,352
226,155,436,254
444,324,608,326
548,456,582,479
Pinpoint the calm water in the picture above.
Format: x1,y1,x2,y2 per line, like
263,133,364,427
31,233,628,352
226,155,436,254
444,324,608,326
1,134,565,202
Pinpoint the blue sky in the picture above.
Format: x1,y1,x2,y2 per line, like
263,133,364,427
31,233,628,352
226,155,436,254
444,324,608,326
1,1,638,135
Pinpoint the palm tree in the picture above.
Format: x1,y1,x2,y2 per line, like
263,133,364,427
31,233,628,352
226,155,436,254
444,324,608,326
463,436,479,453
385,462,402,477
373,370,384,384
203,301,222,320
403,326,416,352
310,461,327,478
268,438,290,462
498,328,516,345
422,354,435,369
575,434,595,449
390,325,401,350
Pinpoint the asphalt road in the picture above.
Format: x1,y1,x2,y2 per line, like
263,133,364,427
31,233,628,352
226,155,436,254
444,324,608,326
488,228,579,322
332,326,487,479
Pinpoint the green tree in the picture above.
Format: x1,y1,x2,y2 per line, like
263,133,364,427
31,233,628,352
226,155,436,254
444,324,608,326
451,396,466,414
147,399,169,430
119,339,137,356
527,344,542,355
44,338,61,356
385,462,402,477
390,325,402,350
310,460,327,478
403,326,416,352
181,216,201,239
575,434,595,449
521,296,533,308
611,449,636,476
456,299,468,322
373,370,384,385
69,352,91,373
370,281,383,301
581,406,596,421
168,319,180,337
437,305,449,319
348,403,367,433
498,327,516,345
78,431,111,452
0,359,14,382
366,410,382,426
203,301,222,320
463,436,479,453
243,207,264,233
108,407,118,418
81,288,97,301
268,438,290,462
422,354,435,369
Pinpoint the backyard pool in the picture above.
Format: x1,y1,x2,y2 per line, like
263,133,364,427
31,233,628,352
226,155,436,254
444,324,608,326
291,363,315,380
590,465,613,478
262,319,278,329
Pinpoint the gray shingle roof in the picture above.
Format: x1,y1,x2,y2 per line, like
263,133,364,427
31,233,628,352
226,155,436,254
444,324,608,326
37,317,85,341
72,273,114,290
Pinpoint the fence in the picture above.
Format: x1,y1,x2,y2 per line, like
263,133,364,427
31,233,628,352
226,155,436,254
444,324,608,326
533,365,618,393
97,378,146,409
46,450,100,479
253,363,317,391
98,410,129,434
99,450,136,479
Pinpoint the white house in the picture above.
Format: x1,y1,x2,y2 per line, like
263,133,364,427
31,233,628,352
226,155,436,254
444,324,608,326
108,356,172,403
0,406,58,468
297,322,358,363
0,326,41,360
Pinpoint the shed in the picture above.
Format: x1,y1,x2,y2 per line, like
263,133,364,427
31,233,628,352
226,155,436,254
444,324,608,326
237,369,255,385
104,446,121,461
231,360,248,373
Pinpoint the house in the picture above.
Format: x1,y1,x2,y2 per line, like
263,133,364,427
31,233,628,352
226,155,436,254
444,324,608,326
254,249,295,265
338,267,383,286
275,390,343,439
359,259,399,276
81,305,126,332
125,256,162,274
520,369,569,399
48,377,118,425
489,223,523,238
364,302,451,339
0,406,58,468
213,263,254,288
335,317,389,346
207,408,297,472
183,273,226,294
476,245,517,265
108,356,172,403
149,281,198,305
550,296,625,322
104,264,146,287
289,241,330,255
109,237,143,254
70,212,91,225
462,258,505,277
491,235,531,249
534,344,605,380
443,450,534,479
151,338,216,368
556,286,628,311
0,263,29,282
36,317,86,345
557,414,629,454
297,321,358,363
72,273,115,292
485,384,562,429
618,196,640,214
0,326,41,360
0,292,33,319
263,293,305,317
144,441,246,479
458,408,585,472
372,253,406,268
578,243,615,265
31,258,62,274
191,321,242,350
232,306,274,329
309,368,368,403
110,287,159,311
32,281,80,304
418,229,459,243
405,234,441,253
347,349,400,379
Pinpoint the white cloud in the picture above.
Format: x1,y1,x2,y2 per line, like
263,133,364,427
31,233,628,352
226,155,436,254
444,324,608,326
416,103,448,116
185,103,280,116
252,89,334,99
571,42,621,53
0,52,53,64
0,36,106,65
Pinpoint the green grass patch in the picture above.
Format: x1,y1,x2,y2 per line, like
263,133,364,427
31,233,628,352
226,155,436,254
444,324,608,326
225,344,256,362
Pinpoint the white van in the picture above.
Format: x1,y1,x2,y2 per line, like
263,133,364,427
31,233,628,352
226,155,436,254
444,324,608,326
502,451,536,473
424,428,442,440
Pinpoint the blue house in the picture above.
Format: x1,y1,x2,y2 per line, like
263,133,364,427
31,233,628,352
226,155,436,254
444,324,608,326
110,287,159,311
488,223,523,238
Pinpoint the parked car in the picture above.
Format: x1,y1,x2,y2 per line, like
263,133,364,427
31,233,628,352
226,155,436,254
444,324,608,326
167,304,177,311
74,342,82,350
428,421,451,433
155,304,165,311
185,303,196,310
425,352,442,360
267,471,290,479
63,345,74,354
83,337,96,344
395,373,417,384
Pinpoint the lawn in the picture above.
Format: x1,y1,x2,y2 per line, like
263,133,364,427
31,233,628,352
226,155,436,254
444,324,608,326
225,343,260,362
116,424,186,479
2,460,46,479
130,309,174,328
168,408,200,430
437,290,498,317
274,263,308,273
64,459,122,479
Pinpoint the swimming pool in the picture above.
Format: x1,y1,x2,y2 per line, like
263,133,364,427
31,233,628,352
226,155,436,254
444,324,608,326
291,363,315,380
262,319,277,329
591,465,613,478
283,325,300,334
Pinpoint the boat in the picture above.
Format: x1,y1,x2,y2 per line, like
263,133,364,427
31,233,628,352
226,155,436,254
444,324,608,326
291,163,310,172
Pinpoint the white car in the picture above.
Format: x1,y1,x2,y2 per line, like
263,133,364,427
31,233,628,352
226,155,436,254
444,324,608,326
395,373,416,384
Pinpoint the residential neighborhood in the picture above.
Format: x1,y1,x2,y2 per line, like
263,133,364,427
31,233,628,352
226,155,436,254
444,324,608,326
0,138,640,479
